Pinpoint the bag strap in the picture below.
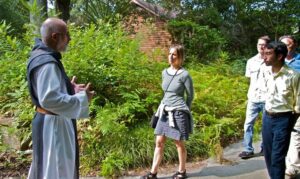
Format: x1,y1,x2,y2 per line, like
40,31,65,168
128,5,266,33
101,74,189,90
162,68,179,98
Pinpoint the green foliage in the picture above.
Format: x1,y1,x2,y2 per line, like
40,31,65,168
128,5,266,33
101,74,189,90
64,22,162,106
70,0,137,25
189,58,247,158
0,21,35,150
101,151,130,177
0,0,29,36
0,22,29,112
0,20,249,177
155,0,299,56
0,0,295,176
167,20,226,63
22,0,48,34
78,52,248,177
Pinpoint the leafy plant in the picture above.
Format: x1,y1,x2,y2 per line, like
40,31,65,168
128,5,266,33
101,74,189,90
0,20,251,178
167,20,226,63
0,0,30,36
70,0,137,25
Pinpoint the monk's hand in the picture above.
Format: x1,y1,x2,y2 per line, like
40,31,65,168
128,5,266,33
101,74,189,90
71,76,86,93
85,83,95,102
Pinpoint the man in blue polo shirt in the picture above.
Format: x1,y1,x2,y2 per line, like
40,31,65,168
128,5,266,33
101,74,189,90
280,35,300,71
280,35,300,177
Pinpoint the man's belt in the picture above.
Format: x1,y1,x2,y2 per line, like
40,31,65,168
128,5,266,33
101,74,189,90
36,107,56,115
265,110,293,117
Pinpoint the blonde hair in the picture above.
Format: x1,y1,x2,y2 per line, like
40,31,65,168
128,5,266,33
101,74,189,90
170,44,185,66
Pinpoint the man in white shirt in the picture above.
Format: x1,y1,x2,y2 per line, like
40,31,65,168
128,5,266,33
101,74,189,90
262,41,300,179
239,36,270,159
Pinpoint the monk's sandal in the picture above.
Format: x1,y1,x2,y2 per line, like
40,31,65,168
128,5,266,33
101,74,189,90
141,172,157,179
172,170,187,179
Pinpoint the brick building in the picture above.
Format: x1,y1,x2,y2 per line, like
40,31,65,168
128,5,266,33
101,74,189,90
129,0,177,60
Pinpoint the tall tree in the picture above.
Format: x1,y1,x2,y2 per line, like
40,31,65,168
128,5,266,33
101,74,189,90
29,0,47,31
55,0,71,21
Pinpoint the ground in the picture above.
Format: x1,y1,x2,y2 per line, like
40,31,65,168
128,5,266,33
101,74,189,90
124,159,206,177
0,115,31,178
0,115,207,178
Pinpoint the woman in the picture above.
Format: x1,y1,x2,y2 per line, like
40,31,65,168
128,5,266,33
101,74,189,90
142,44,194,179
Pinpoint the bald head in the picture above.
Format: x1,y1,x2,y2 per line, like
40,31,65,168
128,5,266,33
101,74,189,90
40,18,70,52
40,18,66,42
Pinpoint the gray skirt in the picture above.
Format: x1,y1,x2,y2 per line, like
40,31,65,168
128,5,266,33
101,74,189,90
154,111,190,140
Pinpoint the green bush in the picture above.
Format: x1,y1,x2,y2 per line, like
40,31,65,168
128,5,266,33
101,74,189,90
0,20,251,177
64,22,164,126
0,22,34,150
0,0,30,36
64,22,163,105
167,20,226,63
189,58,248,157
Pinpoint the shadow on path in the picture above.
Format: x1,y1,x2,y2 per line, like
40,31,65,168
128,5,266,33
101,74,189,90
156,157,266,179
189,159,265,177
156,140,268,179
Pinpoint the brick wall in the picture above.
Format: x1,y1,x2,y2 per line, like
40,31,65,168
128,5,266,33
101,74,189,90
128,16,172,61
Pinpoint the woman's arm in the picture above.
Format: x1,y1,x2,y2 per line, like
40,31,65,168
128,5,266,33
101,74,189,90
184,73,194,109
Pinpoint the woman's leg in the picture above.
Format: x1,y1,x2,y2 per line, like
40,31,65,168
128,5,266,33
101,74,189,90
174,140,187,172
150,135,167,174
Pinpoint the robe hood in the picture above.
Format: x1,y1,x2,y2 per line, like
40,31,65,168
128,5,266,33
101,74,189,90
31,38,62,60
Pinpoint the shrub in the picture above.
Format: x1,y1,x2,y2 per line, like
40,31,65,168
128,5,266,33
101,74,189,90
167,20,226,63
0,22,34,150
0,20,251,178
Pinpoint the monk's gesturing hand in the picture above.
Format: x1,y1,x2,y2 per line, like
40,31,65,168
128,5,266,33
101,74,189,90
84,83,95,102
71,76,95,102
71,76,86,93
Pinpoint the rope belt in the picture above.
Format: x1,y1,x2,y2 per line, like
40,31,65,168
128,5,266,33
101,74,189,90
36,106,56,115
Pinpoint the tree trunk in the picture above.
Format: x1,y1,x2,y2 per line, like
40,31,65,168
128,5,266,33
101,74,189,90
30,0,48,34
56,0,70,22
